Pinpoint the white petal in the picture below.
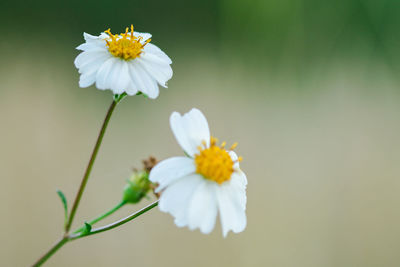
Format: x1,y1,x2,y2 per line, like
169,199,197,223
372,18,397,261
142,50,172,66
228,172,247,210
129,62,159,98
79,71,97,88
158,174,204,226
169,109,210,157
74,50,107,69
133,31,152,42
125,80,139,96
76,43,107,52
228,151,247,186
217,182,247,237
187,180,218,234
83,32,100,42
99,32,109,39
108,60,130,94
133,62,159,98
75,33,105,51
104,59,122,92
231,170,247,187
128,62,146,95
76,52,110,75
228,151,241,170
95,57,118,90
137,56,173,88
144,43,172,64
149,157,196,192
124,64,140,96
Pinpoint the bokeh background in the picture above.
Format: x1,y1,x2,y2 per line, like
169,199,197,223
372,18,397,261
1,0,400,266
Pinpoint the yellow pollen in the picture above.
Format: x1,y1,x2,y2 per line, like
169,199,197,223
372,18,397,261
105,25,151,60
194,137,242,184
230,142,238,150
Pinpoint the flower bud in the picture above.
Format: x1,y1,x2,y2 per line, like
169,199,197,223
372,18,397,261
122,157,158,204
122,170,151,204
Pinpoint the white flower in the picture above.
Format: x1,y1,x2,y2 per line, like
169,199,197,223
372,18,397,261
149,108,247,237
74,25,173,99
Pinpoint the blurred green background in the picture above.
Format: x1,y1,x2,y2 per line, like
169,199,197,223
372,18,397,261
1,0,400,266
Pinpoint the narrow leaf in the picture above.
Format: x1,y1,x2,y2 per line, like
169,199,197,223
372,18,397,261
56,189,68,226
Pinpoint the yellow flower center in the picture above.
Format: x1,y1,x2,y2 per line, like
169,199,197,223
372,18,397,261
105,25,151,60
195,137,242,184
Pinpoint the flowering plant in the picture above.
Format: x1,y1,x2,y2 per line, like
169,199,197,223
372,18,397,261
32,25,247,266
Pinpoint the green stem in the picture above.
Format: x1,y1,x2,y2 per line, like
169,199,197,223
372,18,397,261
70,200,158,240
33,200,157,266
65,99,118,233
73,200,126,234
32,236,69,267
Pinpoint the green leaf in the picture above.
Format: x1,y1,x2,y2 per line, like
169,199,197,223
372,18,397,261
56,190,68,226
82,222,92,235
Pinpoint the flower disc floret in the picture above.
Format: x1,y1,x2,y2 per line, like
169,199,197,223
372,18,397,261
105,25,151,60
195,137,240,184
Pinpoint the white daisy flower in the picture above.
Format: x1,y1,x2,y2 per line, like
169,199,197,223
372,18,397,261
74,25,173,99
149,108,247,237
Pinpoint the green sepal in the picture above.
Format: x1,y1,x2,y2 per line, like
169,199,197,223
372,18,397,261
113,92,127,103
56,189,68,227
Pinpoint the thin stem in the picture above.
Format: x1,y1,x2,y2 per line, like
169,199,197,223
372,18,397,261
32,236,69,267
70,200,158,240
73,200,126,234
65,100,118,233
33,200,157,266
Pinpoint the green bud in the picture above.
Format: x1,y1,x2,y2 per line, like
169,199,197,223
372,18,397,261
122,170,151,204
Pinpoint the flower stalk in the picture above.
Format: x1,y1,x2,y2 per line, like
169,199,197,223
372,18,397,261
73,200,127,234
65,98,119,233
70,200,159,240
32,236,69,267
32,201,158,267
